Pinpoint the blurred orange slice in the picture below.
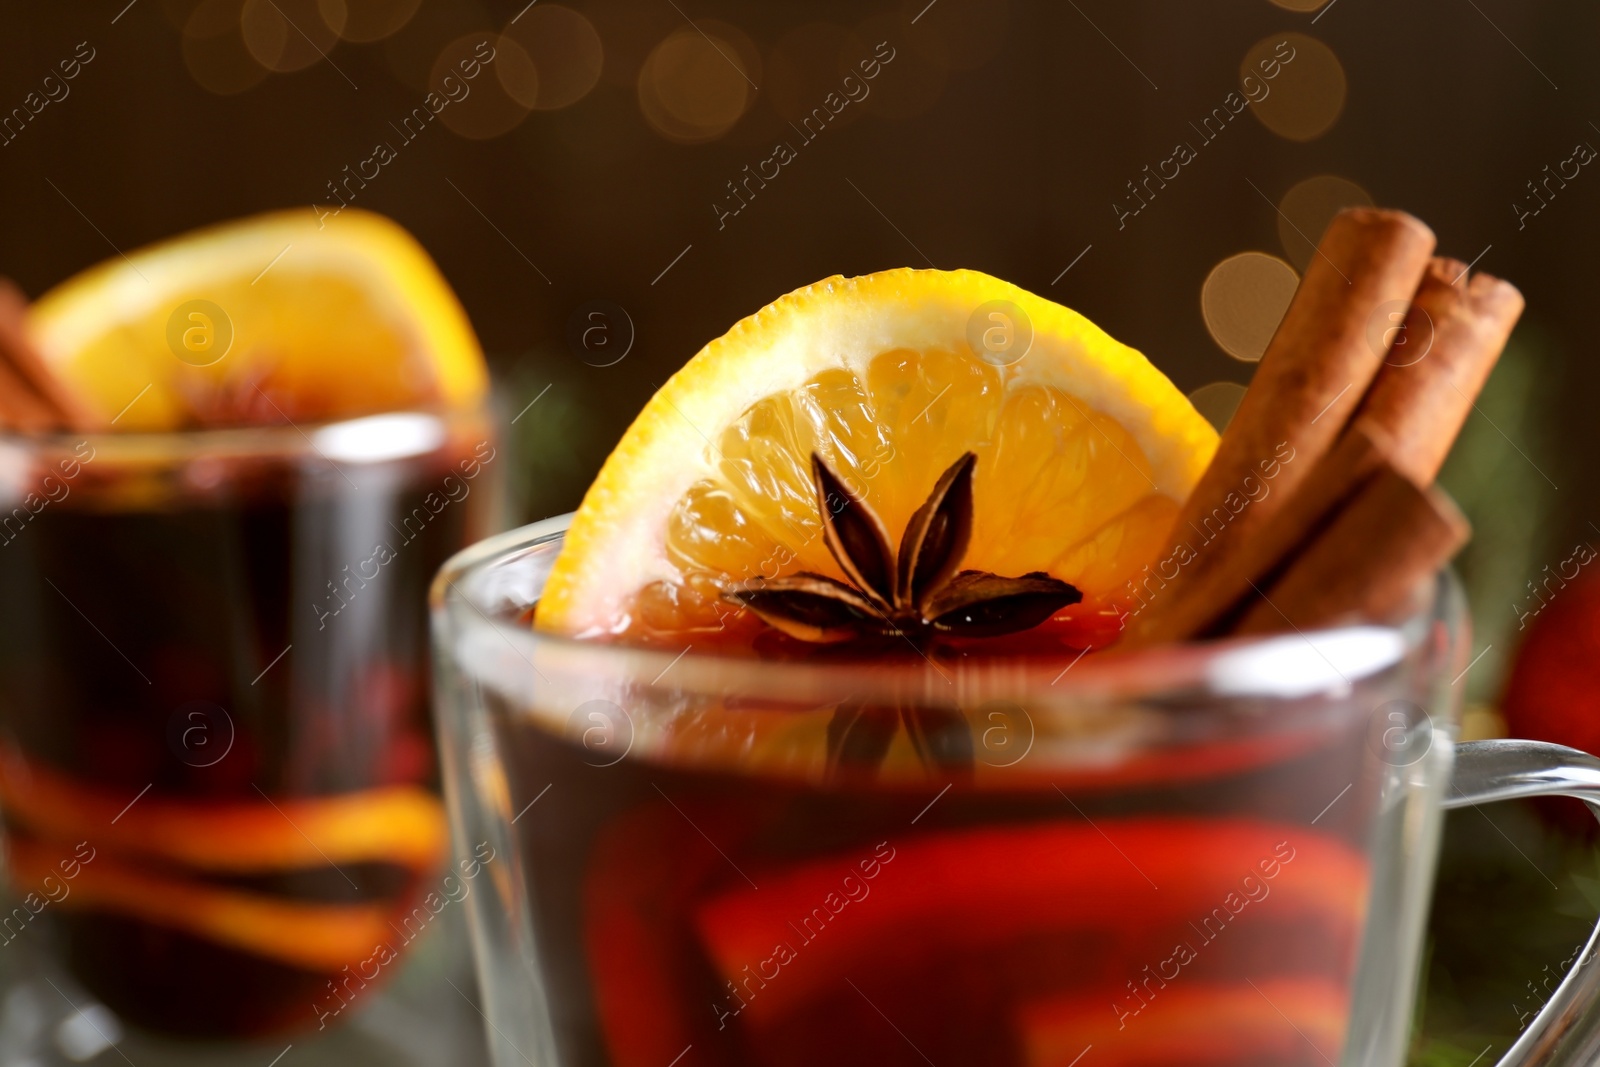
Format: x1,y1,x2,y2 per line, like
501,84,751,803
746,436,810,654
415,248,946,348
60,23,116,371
537,268,1217,648
29,209,486,430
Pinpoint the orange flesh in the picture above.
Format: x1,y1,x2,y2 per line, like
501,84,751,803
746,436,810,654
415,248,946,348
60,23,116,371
620,348,1178,652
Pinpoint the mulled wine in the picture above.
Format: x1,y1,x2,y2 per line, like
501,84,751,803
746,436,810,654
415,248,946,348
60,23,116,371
0,412,495,1036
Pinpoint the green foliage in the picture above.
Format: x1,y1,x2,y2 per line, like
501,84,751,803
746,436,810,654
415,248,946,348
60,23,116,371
1409,1038,1491,1067
494,356,614,526
1410,801,1597,1065
1437,324,1564,703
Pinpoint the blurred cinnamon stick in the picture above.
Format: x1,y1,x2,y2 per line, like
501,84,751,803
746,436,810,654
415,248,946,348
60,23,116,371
0,356,57,432
0,278,94,433
0,281,93,435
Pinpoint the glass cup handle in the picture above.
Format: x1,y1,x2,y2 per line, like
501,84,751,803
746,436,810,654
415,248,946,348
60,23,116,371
1445,739,1600,1067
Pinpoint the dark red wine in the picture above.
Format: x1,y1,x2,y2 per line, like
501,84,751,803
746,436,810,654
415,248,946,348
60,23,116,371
0,420,495,1036
487,683,1376,1067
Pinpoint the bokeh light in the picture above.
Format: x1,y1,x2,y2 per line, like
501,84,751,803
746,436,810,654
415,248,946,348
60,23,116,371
431,33,533,140
1276,175,1374,270
500,5,604,111
1243,33,1346,142
1200,252,1299,362
494,33,540,108
1188,382,1249,432
241,0,343,74
320,0,421,43
638,23,761,144
182,0,269,95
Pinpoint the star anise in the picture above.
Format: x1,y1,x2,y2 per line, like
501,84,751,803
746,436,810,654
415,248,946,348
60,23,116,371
725,451,1082,645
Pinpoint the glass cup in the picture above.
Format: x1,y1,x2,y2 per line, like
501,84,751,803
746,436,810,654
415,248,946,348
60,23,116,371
432,516,1600,1067
0,408,498,1040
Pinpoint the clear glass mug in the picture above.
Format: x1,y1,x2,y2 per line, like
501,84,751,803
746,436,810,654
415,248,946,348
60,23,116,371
0,408,497,1041
432,516,1600,1067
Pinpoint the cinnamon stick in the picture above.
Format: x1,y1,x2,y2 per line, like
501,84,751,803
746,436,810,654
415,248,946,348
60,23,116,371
0,279,94,433
1233,465,1469,635
1135,419,1397,643
1353,260,1524,484
1135,256,1526,643
1127,208,1436,642
0,351,59,432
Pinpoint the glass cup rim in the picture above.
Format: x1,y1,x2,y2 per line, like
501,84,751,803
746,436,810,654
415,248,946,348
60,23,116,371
432,514,1455,716
0,404,490,467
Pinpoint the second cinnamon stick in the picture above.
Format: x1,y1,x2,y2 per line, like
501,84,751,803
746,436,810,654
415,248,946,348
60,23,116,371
1233,466,1470,635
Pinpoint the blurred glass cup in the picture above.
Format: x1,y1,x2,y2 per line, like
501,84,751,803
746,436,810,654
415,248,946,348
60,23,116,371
0,406,497,1038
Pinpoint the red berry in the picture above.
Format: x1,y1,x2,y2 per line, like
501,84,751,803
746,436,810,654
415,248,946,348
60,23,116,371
1501,564,1600,833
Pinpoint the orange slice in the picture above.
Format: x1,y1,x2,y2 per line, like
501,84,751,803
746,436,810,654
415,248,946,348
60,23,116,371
1016,979,1349,1066
7,836,404,972
0,746,446,873
29,209,487,430
537,268,1217,649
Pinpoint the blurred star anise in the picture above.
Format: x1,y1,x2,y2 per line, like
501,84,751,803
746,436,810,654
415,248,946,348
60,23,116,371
725,451,1082,645
825,697,975,781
